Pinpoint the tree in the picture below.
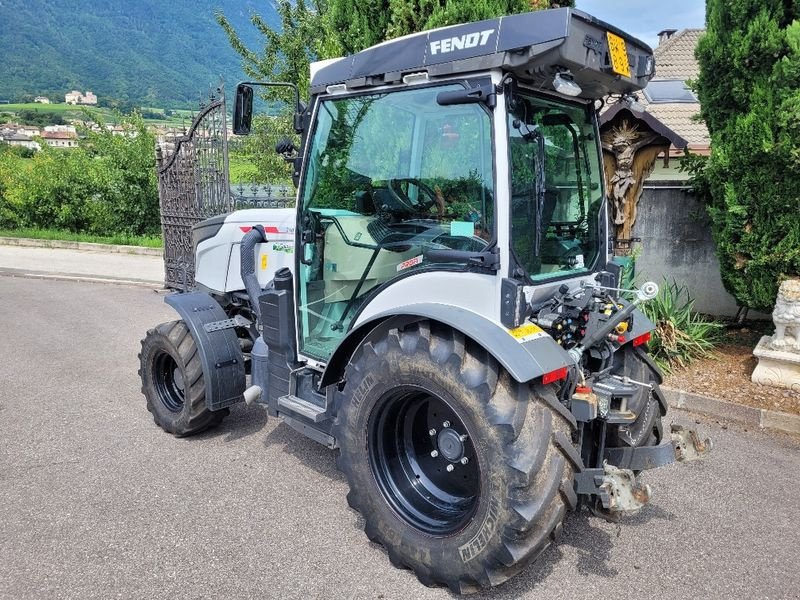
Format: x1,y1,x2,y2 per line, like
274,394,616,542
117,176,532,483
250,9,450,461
0,113,159,235
216,0,323,100
387,1,574,38
322,2,391,57
695,1,800,311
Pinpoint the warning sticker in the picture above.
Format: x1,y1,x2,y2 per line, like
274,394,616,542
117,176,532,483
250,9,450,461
396,255,424,272
508,323,547,343
261,254,268,270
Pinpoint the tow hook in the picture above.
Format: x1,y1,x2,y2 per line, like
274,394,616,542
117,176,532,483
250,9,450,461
598,461,652,514
670,424,713,462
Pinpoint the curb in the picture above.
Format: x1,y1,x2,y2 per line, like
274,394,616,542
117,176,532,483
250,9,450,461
662,386,800,436
0,267,162,289
0,236,163,256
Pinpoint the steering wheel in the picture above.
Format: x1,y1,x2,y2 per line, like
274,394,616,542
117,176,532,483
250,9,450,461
387,178,440,213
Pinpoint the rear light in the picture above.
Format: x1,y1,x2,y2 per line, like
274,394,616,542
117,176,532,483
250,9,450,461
633,331,652,347
542,366,568,385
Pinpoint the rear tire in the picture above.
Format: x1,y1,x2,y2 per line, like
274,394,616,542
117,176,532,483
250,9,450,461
334,322,578,593
139,320,227,436
610,346,664,448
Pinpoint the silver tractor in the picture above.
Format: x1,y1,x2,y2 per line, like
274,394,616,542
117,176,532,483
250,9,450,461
139,7,710,593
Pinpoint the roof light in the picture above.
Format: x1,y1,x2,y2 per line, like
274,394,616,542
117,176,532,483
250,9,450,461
553,71,582,97
623,93,646,113
402,71,429,85
325,84,348,95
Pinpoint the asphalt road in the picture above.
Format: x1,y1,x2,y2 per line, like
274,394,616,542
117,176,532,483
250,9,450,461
1,274,799,600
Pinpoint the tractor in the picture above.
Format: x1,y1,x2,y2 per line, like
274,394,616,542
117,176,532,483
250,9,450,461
139,7,711,593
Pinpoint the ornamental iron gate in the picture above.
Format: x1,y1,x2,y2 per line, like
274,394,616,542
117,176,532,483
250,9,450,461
156,90,231,290
156,88,297,290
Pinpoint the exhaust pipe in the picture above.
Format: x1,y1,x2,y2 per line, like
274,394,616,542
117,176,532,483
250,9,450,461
240,225,267,322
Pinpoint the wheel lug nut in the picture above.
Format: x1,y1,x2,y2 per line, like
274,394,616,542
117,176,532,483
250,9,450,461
459,434,468,442
429,428,436,436
443,420,451,428
446,464,455,472
460,457,469,465
430,450,439,458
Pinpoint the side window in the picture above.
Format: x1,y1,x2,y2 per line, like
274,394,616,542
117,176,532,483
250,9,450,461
508,93,603,281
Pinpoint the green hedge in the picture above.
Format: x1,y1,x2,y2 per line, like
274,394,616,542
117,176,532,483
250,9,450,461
695,1,800,311
0,113,159,237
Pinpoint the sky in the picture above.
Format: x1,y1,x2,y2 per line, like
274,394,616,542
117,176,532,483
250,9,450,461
575,0,706,48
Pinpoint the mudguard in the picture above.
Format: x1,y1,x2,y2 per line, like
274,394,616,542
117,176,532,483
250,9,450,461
165,292,246,411
627,305,657,341
320,303,574,387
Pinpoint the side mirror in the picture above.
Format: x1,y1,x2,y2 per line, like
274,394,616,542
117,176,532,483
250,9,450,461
233,83,254,135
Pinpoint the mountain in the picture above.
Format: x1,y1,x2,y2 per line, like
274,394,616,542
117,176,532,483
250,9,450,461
0,0,280,106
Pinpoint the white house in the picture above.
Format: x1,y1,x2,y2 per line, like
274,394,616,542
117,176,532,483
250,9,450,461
65,90,98,105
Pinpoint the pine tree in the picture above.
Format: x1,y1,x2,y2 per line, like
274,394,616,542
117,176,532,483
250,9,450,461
694,0,800,310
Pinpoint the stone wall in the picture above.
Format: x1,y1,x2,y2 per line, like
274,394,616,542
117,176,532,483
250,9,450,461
632,180,760,318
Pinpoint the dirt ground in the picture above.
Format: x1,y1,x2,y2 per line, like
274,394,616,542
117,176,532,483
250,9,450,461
664,324,800,416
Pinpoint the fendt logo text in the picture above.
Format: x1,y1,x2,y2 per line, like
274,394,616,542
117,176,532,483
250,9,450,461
430,29,495,55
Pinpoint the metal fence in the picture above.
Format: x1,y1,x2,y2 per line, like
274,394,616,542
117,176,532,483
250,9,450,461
156,88,296,290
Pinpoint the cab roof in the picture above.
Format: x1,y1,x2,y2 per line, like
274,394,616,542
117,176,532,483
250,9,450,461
310,8,655,100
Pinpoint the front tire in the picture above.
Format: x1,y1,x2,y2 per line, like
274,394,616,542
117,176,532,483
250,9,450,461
139,320,227,436
334,322,578,593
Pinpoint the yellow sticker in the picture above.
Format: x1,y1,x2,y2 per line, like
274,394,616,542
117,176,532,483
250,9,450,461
261,254,268,270
607,32,631,78
508,323,547,343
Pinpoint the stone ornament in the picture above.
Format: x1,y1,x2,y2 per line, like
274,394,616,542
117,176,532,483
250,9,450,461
752,279,800,391
770,279,800,352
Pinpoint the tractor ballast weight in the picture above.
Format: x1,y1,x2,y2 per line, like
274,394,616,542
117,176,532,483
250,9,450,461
139,7,711,594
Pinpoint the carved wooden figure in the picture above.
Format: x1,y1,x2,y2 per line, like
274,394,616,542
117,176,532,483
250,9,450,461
599,106,686,255
601,121,669,252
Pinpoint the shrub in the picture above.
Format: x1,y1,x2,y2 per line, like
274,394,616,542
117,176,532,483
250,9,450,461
695,1,800,311
639,280,723,373
0,113,159,236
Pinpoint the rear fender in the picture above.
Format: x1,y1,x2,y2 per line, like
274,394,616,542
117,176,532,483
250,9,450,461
319,304,574,388
165,292,246,411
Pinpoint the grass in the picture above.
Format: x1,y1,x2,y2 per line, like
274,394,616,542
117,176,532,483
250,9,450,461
0,228,162,248
0,102,97,113
0,103,194,128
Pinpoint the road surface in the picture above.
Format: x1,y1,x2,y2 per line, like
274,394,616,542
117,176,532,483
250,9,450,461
1,275,798,599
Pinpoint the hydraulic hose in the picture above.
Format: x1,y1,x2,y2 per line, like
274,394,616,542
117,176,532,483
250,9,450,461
240,225,267,322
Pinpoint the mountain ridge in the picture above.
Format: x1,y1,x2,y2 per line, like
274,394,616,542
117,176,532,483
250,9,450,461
0,0,278,106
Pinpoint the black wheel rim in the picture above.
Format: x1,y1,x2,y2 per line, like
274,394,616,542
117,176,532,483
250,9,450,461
152,351,185,413
368,386,481,536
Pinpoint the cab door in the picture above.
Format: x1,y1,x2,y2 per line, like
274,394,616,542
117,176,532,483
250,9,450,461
296,84,496,362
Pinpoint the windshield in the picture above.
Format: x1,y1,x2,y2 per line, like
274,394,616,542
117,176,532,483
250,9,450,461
507,91,604,281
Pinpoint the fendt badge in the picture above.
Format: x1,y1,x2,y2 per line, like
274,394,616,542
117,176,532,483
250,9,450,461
430,29,495,55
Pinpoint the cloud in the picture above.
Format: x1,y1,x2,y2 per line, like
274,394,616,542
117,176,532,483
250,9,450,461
575,0,705,47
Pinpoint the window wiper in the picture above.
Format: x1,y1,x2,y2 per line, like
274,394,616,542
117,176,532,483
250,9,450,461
515,122,547,256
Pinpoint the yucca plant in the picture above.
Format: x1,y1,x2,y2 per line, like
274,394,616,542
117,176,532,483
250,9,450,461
639,279,723,374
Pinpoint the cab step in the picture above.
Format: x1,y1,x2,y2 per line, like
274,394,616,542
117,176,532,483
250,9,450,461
277,394,327,423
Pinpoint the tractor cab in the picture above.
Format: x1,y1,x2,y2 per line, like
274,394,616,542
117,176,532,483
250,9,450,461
232,8,656,367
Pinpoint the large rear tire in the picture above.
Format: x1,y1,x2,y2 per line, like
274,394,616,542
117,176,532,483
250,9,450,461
139,320,227,436
334,322,578,593
610,345,664,448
